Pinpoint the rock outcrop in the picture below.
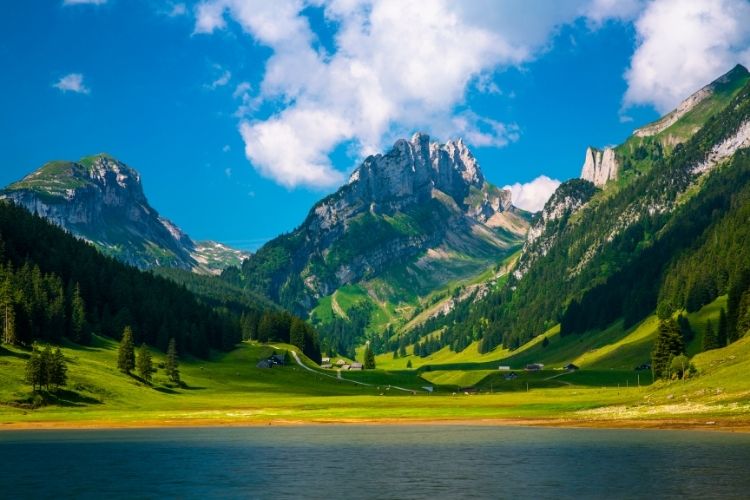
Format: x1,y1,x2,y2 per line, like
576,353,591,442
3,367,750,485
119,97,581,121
580,146,619,187
1,154,248,272
514,179,598,279
239,133,530,313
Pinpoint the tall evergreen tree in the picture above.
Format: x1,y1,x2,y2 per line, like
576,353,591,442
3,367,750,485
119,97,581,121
364,342,376,369
136,343,154,382
70,283,89,344
651,319,684,379
24,347,43,391
118,326,136,374
165,338,180,384
702,320,718,351
1,279,16,345
48,348,68,389
290,318,306,350
717,308,728,347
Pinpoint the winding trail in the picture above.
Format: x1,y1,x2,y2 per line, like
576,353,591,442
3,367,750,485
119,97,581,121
286,350,420,394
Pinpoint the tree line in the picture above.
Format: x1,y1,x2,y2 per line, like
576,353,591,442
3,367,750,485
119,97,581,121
0,201,322,361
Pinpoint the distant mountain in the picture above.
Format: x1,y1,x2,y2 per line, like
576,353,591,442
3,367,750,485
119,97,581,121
229,133,530,354
407,63,750,359
0,154,248,273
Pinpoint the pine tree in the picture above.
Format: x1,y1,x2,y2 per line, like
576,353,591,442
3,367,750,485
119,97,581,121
118,326,136,373
70,283,89,344
165,338,180,384
25,347,43,391
40,346,53,391
257,313,272,343
702,320,718,351
364,342,376,369
717,308,728,347
290,318,305,349
0,276,16,345
48,348,68,389
651,318,684,379
136,343,154,382
406,359,412,369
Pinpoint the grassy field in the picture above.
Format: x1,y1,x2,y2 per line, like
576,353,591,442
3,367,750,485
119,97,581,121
0,296,747,428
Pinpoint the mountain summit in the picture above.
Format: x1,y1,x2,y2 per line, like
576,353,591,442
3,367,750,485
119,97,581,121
233,133,530,322
0,154,248,272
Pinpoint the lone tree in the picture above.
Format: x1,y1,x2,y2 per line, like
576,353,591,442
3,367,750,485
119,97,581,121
364,342,376,369
136,343,154,382
165,338,180,384
118,326,136,374
651,318,684,379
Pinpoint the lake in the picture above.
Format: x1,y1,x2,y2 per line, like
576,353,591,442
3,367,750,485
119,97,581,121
1,425,750,499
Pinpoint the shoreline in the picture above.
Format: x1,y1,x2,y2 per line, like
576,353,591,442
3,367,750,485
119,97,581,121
2,416,749,433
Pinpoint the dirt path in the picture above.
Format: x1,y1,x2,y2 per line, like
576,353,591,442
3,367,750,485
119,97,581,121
288,351,420,394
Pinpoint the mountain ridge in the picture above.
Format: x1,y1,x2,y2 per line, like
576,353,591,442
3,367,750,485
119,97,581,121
0,154,249,273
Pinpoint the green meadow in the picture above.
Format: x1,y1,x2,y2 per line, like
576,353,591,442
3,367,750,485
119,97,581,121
0,295,748,428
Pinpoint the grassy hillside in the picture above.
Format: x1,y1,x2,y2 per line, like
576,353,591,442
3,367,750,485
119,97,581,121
0,291,747,427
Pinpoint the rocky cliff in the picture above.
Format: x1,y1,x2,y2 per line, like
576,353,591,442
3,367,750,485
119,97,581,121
235,133,530,314
0,154,248,272
580,146,619,187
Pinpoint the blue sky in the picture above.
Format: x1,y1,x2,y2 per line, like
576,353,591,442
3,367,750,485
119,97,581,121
2,0,749,249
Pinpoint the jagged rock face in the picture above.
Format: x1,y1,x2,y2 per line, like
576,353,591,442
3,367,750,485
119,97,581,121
307,133,516,253
514,179,598,279
580,146,619,187
693,119,750,174
241,133,530,313
345,133,495,214
1,155,248,272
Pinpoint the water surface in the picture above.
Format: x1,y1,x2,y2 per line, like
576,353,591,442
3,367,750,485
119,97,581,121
1,425,749,499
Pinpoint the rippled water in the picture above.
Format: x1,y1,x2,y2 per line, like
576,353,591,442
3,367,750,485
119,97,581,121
1,425,750,499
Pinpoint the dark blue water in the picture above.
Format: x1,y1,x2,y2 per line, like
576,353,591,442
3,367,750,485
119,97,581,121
1,425,749,499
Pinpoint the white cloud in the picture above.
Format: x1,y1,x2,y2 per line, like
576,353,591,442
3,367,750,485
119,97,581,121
623,0,750,113
53,73,90,94
63,0,106,4
206,66,231,90
194,0,611,189
169,3,187,17
504,175,561,212
199,0,742,189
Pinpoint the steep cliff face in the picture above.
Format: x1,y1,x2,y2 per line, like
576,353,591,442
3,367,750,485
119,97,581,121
1,154,248,272
580,147,619,187
513,179,598,279
236,133,530,314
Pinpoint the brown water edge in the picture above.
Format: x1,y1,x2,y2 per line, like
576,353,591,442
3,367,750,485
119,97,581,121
1,416,749,433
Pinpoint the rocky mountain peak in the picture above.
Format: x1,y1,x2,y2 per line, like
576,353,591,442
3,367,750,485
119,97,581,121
1,155,248,273
348,133,488,210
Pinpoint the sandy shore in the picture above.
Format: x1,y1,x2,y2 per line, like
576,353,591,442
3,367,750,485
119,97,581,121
2,416,749,433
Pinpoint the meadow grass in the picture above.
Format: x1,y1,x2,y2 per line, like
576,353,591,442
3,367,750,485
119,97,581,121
0,296,747,427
